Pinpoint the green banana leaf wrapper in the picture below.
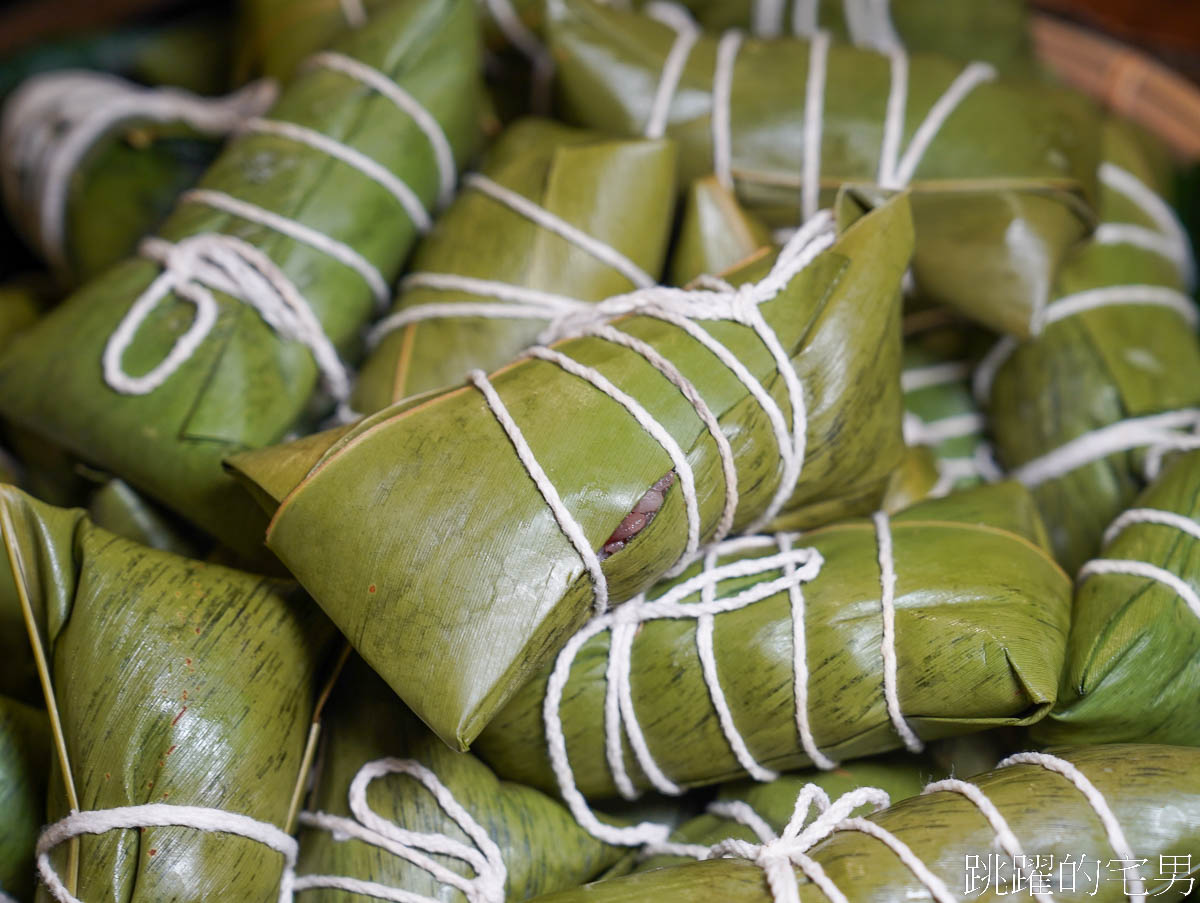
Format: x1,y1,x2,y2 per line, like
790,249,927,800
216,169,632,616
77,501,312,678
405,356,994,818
295,657,625,900
528,744,1200,903
669,174,771,287
233,0,392,82
228,188,912,750
0,694,49,901
0,275,48,350
0,0,484,556
984,119,1200,572
474,481,1069,798
0,484,339,902
899,307,993,498
352,116,678,413
484,0,1034,73
1,74,276,284
547,0,1102,338
1035,448,1200,748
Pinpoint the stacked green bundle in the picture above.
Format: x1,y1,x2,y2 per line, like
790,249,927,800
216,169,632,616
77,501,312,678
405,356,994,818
981,119,1200,570
228,189,912,750
1,73,277,283
1036,449,1200,747
0,484,338,901
545,0,1100,337
0,0,484,555
352,117,678,412
474,484,1068,817
527,744,1200,903
293,659,625,900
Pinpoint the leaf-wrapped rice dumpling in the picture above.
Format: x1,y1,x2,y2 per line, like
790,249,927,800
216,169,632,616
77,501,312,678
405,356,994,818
526,744,1200,903
669,175,771,287
1,73,277,284
899,308,995,499
1035,449,1200,748
293,657,624,900
227,189,912,750
0,0,484,555
546,0,1101,338
981,118,1200,572
473,483,1069,827
233,0,389,82
0,484,338,902
0,694,49,902
351,117,677,413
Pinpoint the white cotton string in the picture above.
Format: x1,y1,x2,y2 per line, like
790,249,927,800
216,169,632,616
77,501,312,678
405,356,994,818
922,778,1054,903
1008,409,1200,489
339,0,367,27
1103,506,1200,547
790,0,818,36
891,62,996,187
707,799,778,844
37,804,298,903
780,532,837,769
876,50,909,188
242,117,431,233
698,547,781,782
751,0,787,37
800,32,831,221
295,758,507,903
903,411,986,448
526,344,702,573
182,188,389,307
900,360,971,393
643,4,701,138
465,174,655,289
468,369,609,614
973,285,1199,403
711,31,744,191
831,817,957,903
873,511,923,753
1078,559,1200,622
103,234,351,399
842,0,901,53
1099,162,1196,290
306,52,457,209
482,0,555,113
583,322,739,551
366,274,590,347
543,543,824,846
997,752,1147,902
0,72,278,274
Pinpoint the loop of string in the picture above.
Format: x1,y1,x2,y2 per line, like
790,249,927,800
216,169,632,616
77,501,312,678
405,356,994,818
100,45,453,398
872,511,923,752
37,804,299,903
0,72,278,274
1077,506,1200,623
543,540,825,846
468,212,835,620
295,758,507,903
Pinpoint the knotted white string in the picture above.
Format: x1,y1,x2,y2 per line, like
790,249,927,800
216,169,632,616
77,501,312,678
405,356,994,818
37,804,299,903
482,0,556,113
103,234,352,399
1076,506,1200,622
709,25,994,215
0,72,278,274
295,758,507,903
543,541,825,846
872,511,923,753
997,752,1147,902
465,213,834,622
305,51,457,210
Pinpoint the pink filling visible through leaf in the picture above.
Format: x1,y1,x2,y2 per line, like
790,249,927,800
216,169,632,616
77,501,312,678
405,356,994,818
599,471,676,559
